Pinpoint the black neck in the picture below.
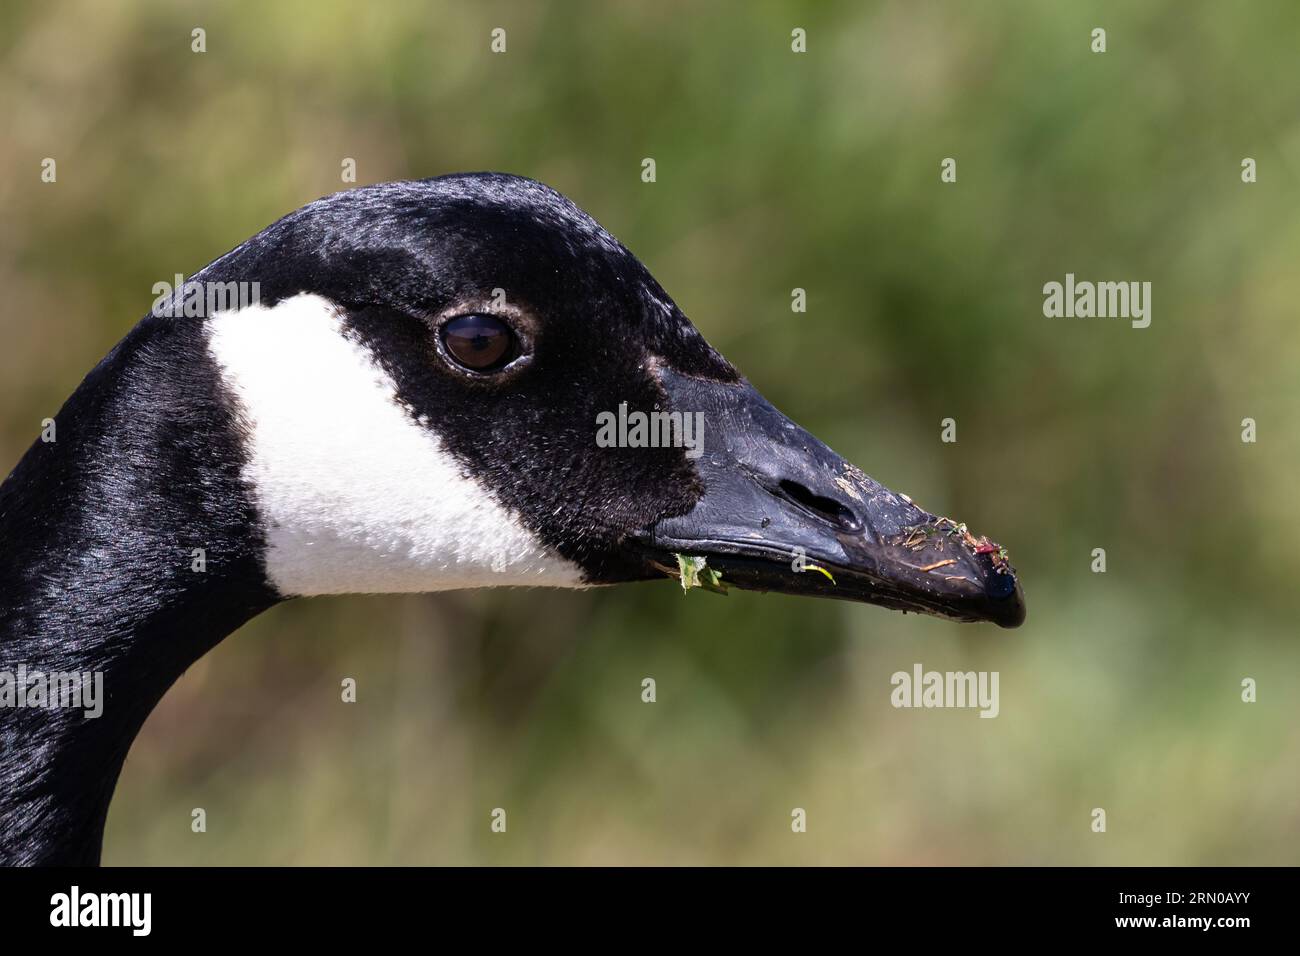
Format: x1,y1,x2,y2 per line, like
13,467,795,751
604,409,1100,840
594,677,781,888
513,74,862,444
0,316,276,864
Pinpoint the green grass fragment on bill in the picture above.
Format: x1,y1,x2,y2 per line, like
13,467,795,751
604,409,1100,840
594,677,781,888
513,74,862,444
803,563,836,585
674,553,728,595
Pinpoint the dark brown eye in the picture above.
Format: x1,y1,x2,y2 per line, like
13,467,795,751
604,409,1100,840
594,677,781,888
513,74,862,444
441,314,516,372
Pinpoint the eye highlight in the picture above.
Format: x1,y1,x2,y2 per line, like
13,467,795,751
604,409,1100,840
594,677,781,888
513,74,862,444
440,314,517,372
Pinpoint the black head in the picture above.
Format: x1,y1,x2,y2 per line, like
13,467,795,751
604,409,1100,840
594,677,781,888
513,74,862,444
200,172,1025,626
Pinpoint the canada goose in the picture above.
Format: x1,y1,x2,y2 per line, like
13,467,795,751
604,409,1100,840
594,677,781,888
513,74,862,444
0,173,1024,865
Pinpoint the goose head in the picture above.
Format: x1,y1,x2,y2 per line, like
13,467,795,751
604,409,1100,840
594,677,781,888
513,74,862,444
203,173,1025,626
0,171,1027,865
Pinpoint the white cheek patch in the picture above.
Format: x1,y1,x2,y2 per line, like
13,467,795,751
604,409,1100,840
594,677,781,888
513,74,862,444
206,292,587,597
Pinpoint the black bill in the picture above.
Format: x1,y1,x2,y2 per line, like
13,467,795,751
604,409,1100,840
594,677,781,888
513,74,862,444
632,369,1026,628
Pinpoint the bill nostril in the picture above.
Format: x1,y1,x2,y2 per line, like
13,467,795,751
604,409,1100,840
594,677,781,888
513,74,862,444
775,479,863,533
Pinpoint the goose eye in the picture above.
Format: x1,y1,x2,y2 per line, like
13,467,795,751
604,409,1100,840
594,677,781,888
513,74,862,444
441,314,516,372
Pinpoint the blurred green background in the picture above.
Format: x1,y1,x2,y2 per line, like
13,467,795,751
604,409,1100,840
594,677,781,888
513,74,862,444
2,0,1298,864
